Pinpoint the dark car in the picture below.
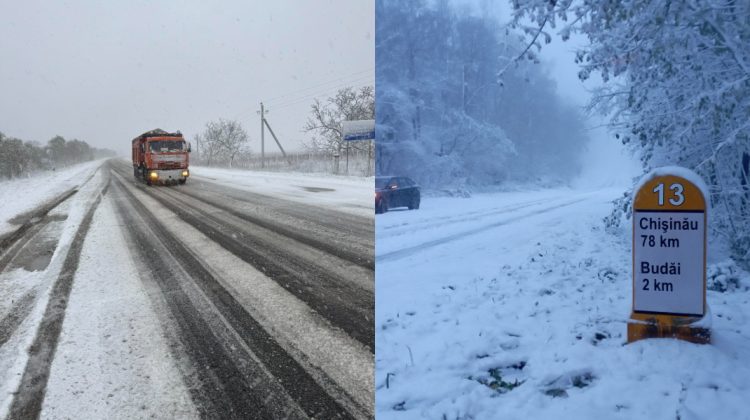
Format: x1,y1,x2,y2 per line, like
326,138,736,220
375,176,420,214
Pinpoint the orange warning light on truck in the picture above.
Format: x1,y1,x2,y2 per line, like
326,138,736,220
132,129,191,185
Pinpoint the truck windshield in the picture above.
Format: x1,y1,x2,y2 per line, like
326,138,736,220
149,140,185,153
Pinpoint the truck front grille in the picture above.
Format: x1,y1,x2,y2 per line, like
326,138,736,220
159,162,183,169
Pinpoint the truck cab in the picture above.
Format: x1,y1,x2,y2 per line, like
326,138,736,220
132,129,190,185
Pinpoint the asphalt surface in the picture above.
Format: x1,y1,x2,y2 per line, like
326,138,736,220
1,160,374,419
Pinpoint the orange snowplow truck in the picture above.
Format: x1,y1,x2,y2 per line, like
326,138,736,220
132,129,191,185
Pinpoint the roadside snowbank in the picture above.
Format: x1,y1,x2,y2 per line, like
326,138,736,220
0,166,108,418
0,160,103,236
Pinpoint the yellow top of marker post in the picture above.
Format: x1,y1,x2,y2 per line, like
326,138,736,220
634,174,707,211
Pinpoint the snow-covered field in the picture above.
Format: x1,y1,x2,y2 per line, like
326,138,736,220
190,165,373,217
375,187,750,419
0,160,103,236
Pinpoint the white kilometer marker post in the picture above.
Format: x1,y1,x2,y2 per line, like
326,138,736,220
628,167,710,344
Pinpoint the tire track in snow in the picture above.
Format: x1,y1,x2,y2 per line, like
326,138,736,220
110,162,374,352
376,196,591,263
0,291,36,349
109,169,372,418
154,187,375,344
175,186,373,269
377,195,571,239
0,164,101,269
110,173,357,419
7,175,109,420
188,176,373,240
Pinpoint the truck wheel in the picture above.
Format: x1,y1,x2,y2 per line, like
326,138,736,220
142,167,151,186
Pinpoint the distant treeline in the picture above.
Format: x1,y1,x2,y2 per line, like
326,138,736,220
376,1,589,190
0,132,116,179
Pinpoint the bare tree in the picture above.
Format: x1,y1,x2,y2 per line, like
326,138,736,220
304,86,375,155
195,119,250,167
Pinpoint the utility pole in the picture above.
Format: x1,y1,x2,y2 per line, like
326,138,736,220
257,101,291,166
259,102,266,169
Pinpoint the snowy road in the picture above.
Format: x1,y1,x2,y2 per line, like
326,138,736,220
376,190,598,263
1,159,374,419
376,188,750,420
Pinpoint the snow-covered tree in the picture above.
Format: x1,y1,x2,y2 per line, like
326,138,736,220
512,0,750,264
0,132,103,178
376,0,589,190
195,119,250,168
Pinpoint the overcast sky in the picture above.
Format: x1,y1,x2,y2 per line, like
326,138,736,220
0,0,374,155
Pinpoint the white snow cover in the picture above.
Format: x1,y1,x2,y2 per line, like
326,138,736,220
41,197,197,418
0,166,108,418
0,160,103,236
118,172,374,411
375,186,750,419
189,165,373,216
633,166,711,210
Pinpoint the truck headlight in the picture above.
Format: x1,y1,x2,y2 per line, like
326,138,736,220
181,170,189,177
149,171,159,179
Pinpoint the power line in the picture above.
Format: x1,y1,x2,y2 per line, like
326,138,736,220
261,75,374,110
269,78,374,110
231,78,373,120
268,80,374,111
228,71,373,121
263,68,373,105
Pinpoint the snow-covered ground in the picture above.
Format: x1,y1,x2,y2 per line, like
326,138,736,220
375,186,750,419
1,159,374,418
0,160,103,236
189,165,373,217
41,196,198,418
0,163,108,418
